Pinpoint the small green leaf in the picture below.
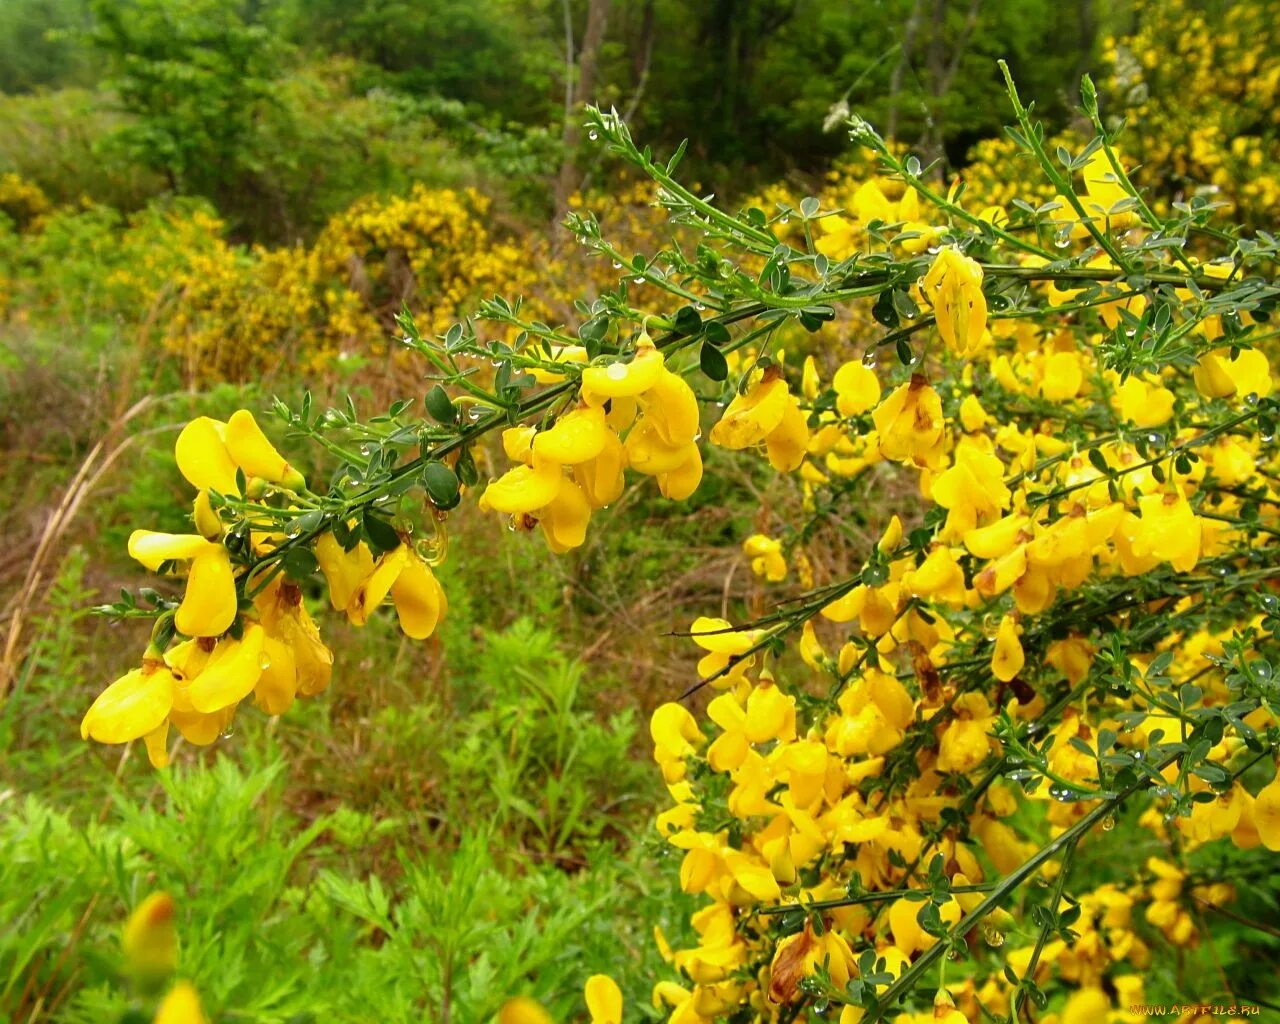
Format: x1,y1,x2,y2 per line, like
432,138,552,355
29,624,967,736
282,547,319,582
362,511,401,554
700,342,729,382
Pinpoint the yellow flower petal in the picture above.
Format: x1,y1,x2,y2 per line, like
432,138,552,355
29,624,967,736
348,545,409,625
390,555,447,639
128,530,216,573
187,624,265,713
480,459,563,514
155,981,207,1024
832,362,881,417
540,477,592,552
585,975,623,1024
710,376,789,449
226,409,291,482
81,665,175,744
532,407,609,465
499,997,554,1024
175,417,239,496
581,343,664,401
992,615,1025,682
175,545,237,637
316,533,375,611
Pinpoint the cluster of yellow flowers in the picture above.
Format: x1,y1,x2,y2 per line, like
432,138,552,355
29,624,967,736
478,334,702,548
79,410,446,766
0,171,51,232
1104,0,1280,225
625,201,1279,1015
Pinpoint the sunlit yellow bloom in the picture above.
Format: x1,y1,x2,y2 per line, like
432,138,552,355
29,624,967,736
581,340,664,401
226,409,302,487
1193,347,1273,401
938,693,997,774
127,531,238,637
480,458,564,514
499,997,554,1024
532,406,609,464
175,416,240,496
832,361,881,416
1114,374,1175,427
82,662,176,746
1079,149,1138,231
743,534,786,581
154,981,207,1024
651,702,704,783
1128,490,1202,572
710,372,808,471
585,974,623,1024
872,376,945,468
924,246,987,354
186,623,265,713
991,615,1025,682
931,443,1010,535
1256,772,1280,851
574,428,628,508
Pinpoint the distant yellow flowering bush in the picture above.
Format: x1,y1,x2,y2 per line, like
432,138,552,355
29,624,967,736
1105,0,1280,224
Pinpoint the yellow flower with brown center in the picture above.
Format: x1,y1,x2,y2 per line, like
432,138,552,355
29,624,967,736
872,375,945,469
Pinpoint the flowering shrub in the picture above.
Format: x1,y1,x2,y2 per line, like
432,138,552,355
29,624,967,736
71,40,1280,1021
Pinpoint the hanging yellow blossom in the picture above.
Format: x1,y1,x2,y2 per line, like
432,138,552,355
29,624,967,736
923,246,988,355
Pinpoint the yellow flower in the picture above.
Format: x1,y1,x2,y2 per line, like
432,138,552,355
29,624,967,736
480,458,564,515
82,662,177,748
991,614,1025,682
1255,772,1280,851
185,623,266,713
499,997,554,1024
743,534,786,581
154,981,207,1024
1060,986,1112,1024
1193,347,1273,401
581,339,665,401
938,693,997,774
123,891,178,980
710,372,809,471
1079,149,1138,232
1129,491,1202,572
931,442,1010,535
574,428,628,508
651,702,704,783
225,409,303,488
316,534,447,635
128,531,237,638
585,974,623,1024
923,247,987,354
176,410,303,493
872,376,945,469
175,416,240,496
531,406,610,464
1114,374,1175,427
832,361,881,416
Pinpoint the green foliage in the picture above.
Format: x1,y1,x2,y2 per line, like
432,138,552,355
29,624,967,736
279,0,563,125
0,0,96,94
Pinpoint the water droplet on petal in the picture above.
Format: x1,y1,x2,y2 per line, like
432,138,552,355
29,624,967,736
606,363,628,380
